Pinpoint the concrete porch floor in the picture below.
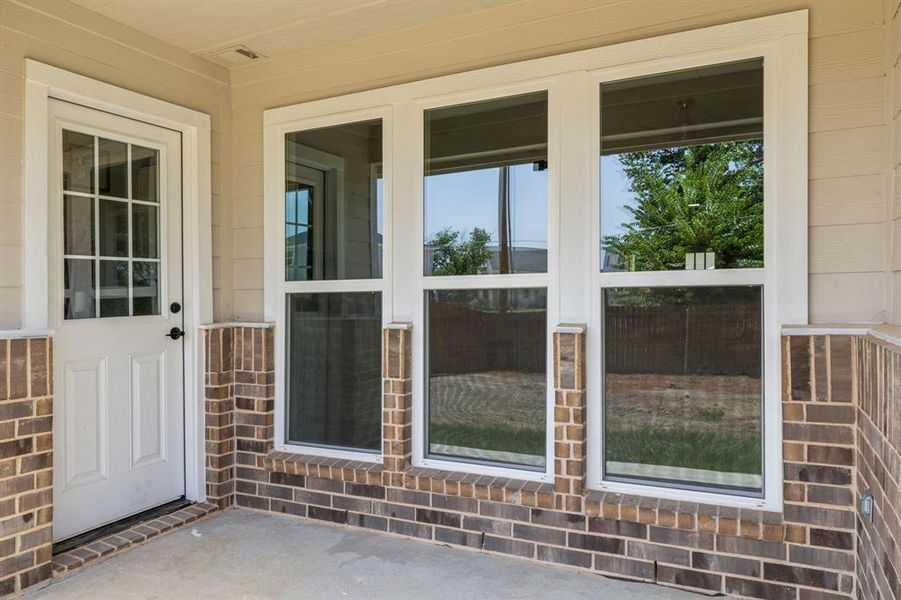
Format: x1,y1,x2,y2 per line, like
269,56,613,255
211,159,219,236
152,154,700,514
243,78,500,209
29,509,701,599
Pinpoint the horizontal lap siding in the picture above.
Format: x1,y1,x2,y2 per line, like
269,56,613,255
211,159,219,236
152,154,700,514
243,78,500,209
228,0,887,324
0,0,232,328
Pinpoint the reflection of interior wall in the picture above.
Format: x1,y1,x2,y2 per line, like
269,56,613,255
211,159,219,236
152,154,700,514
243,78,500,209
287,302,381,448
288,123,381,278
426,98,546,174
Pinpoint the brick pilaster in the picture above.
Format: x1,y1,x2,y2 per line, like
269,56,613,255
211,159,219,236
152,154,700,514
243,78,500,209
553,325,586,512
204,327,235,508
203,325,275,510
0,337,53,596
781,335,857,597
382,324,412,488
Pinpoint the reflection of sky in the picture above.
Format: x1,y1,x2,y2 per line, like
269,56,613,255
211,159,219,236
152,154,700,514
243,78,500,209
600,155,635,239
425,164,547,248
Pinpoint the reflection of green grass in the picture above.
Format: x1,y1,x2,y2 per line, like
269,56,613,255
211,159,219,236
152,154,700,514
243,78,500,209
430,423,544,457
606,427,761,474
430,423,761,475
695,408,726,422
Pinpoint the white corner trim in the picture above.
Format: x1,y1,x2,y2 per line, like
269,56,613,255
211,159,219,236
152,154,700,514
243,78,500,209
23,60,214,504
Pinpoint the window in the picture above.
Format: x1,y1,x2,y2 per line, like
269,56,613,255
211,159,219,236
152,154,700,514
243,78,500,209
598,60,766,495
286,292,381,451
604,286,762,492
419,91,552,476
285,120,383,280
264,13,806,506
426,288,547,468
600,59,763,273
62,130,161,319
278,118,385,455
424,92,548,276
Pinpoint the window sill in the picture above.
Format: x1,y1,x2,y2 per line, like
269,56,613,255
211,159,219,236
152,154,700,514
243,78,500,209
263,451,383,485
404,466,555,507
584,491,785,542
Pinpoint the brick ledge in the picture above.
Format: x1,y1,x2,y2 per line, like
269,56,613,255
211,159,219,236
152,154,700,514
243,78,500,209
584,491,785,542
263,451,383,485
403,466,556,506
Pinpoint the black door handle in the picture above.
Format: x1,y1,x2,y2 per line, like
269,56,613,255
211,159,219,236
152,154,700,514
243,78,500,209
165,327,185,340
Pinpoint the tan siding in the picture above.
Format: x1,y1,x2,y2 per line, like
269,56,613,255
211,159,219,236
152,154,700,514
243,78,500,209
809,223,886,273
809,174,885,226
228,0,889,323
0,0,893,325
0,0,232,327
809,77,884,132
810,272,886,322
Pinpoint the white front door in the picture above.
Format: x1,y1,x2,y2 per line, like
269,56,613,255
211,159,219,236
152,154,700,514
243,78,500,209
49,100,185,542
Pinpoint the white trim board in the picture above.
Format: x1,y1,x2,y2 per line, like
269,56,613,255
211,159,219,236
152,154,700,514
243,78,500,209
23,60,213,504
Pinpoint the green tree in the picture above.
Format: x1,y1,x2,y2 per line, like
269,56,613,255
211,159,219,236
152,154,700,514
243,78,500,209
428,227,492,275
602,141,763,271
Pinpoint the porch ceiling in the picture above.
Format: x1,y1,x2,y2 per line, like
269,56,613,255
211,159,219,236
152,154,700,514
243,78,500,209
69,0,522,67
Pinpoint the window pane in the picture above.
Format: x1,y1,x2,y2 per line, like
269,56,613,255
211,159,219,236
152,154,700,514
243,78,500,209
286,292,382,451
132,204,159,259
600,59,763,272
64,259,95,320
284,119,382,280
99,261,129,317
64,195,94,256
425,92,548,276
132,262,160,316
99,200,128,257
131,145,159,202
63,130,94,194
98,138,128,198
603,286,762,493
427,288,546,468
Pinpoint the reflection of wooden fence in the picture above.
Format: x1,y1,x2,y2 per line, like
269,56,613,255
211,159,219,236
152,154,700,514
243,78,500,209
604,304,761,376
428,302,546,375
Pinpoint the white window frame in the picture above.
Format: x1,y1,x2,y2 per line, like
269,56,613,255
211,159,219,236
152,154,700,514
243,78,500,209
264,106,393,463
413,80,559,483
263,11,807,505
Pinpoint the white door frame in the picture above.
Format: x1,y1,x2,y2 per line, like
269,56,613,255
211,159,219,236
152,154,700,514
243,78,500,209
23,61,213,504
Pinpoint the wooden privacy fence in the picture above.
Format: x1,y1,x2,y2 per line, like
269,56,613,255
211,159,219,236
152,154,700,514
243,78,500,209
427,300,760,377
604,303,761,376
428,301,546,375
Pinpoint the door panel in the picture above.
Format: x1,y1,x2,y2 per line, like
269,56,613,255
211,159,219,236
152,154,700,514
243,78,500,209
50,100,185,542
130,352,166,468
62,358,108,488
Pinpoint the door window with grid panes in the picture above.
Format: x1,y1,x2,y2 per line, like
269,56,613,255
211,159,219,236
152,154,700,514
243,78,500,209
62,130,161,319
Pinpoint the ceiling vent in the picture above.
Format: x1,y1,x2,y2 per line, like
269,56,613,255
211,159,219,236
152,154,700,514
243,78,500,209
198,44,267,68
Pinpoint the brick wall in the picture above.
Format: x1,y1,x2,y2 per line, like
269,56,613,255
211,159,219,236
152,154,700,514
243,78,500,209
203,323,888,598
202,325,274,509
856,336,901,600
0,337,53,596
